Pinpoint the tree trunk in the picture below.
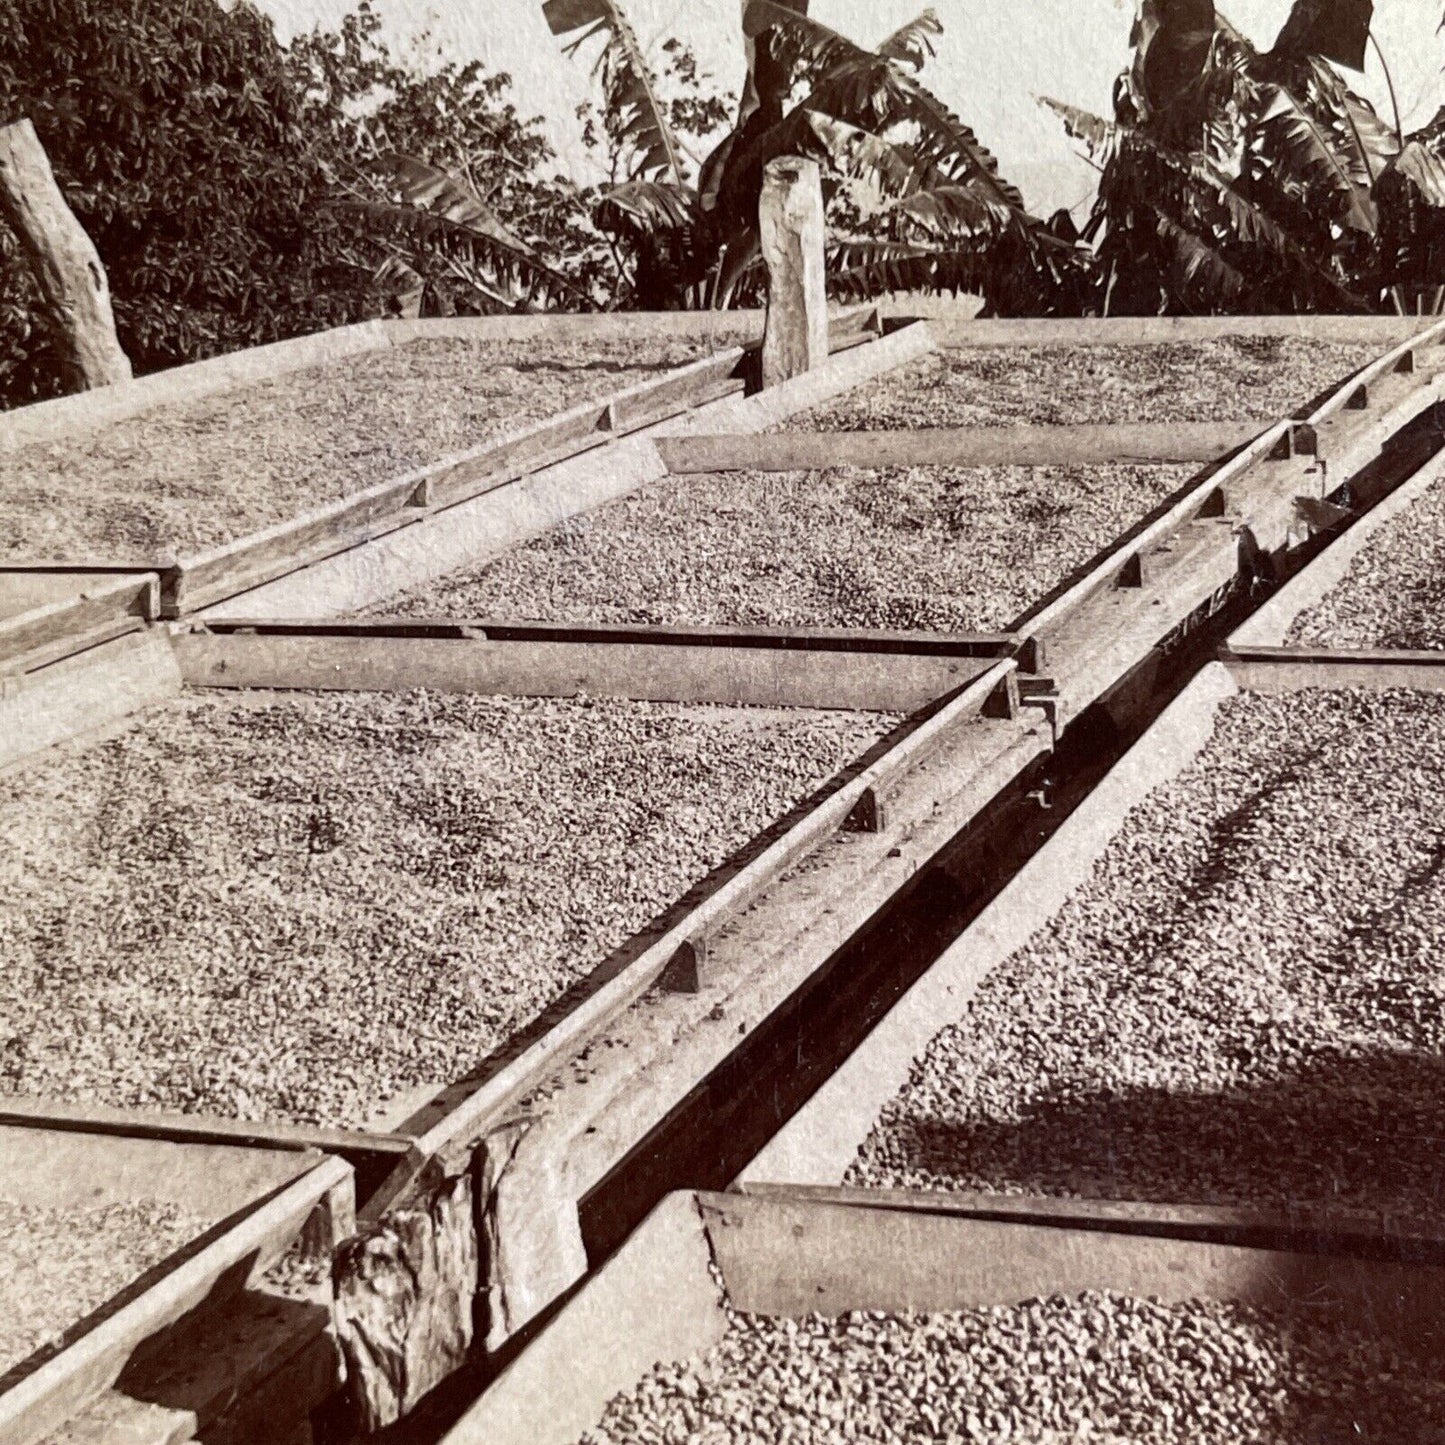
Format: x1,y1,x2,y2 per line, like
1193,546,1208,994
759,156,828,389
0,117,132,391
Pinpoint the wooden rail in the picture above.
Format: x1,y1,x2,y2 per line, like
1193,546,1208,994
657,420,1264,474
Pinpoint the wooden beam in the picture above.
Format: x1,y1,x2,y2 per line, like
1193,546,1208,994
1223,647,1445,695
0,631,181,777
196,616,1020,659
173,627,994,713
0,119,131,391
0,572,159,672
922,314,1435,349
657,420,1261,475
699,1191,1445,1334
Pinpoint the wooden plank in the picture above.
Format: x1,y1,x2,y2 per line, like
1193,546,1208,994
739,663,1238,1189
0,573,159,670
402,662,1019,1175
0,1152,352,1445
0,1096,414,1172
0,322,392,452
199,616,1020,658
0,631,181,777
924,314,1433,349
698,1192,1445,1342
732,1182,1438,1250
441,1193,724,1445
603,350,746,433
382,305,874,348
1230,449,1445,648
657,420,1262,474
0,1126,321,1220
174,628,996,714
1223,647,1445,695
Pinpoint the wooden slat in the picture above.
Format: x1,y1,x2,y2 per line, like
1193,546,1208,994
699,1191,1445,1334
0,1151,351,1445
174,626,1000,713
1223,647,1445,694
657,420,1262,474
732,1182,1439,1251
0,631,181,776
924,314,1434,349
0,572,159,672
199,616,1019,658
0,1095,414,1167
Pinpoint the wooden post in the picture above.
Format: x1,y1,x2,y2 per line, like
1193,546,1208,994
759,156,828,389
0,118,132,391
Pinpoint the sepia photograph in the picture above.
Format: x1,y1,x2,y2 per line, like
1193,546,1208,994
2,0,1445,1440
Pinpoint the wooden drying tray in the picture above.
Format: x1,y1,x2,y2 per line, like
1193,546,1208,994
1003,317,1445,720
444,1185,1445,1445
195,322,936,625
0,618,1053,1425
739,646,1445,1192
0,1125,351,1445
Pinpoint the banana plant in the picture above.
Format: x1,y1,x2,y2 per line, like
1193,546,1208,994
545,0,1074,312
1048,0,1445,315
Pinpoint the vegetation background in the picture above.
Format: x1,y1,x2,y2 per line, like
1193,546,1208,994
3,0,1444,407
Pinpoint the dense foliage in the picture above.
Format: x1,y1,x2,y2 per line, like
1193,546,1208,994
0,0,369,404
544,0,1087,314
1045,0,1445,315
0,0,605,406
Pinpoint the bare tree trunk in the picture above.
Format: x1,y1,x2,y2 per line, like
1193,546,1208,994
0,118,132,391
759,156,828,389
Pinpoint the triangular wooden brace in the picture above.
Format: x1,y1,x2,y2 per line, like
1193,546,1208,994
1115,552,1146,589
660,939,704,993
844,786,887,834
1197,487,1229,518
982,671,1021,720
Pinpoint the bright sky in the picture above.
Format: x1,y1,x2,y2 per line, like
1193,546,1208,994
259,0,1445,216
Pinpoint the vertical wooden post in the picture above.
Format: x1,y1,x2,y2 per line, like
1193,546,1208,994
0,118,132,391
759,155,828,389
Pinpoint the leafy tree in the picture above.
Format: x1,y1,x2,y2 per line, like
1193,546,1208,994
288,2,601,314
0,0,373,406
1044,0,1445,315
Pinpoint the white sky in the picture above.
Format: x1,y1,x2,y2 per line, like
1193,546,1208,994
259,0,1445,215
